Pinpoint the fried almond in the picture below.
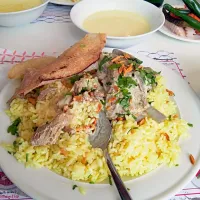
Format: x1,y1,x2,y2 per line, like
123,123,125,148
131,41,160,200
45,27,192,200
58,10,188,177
189,154,195,165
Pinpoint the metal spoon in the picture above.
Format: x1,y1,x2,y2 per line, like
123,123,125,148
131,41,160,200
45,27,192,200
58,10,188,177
89,111,133,200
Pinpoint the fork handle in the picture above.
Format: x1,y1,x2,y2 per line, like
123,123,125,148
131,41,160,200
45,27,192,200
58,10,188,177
104,149,133,200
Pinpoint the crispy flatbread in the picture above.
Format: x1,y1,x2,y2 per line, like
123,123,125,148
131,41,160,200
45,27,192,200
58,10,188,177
10,33,106,98
8,56,56,79
40,33,106,80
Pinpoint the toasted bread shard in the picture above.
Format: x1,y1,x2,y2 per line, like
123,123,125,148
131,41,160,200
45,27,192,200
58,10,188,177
40,33,106,80
11,33,106,98
8,56,56,79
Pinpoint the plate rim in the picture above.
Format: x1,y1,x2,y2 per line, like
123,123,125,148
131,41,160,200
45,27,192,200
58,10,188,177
160,24,200,43
0,50,200,200
49,0,76,6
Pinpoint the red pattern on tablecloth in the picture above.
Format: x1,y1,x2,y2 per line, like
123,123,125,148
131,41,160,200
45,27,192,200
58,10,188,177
0,49,57,64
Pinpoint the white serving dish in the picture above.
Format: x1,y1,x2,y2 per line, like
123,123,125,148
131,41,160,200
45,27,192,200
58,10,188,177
0,0,49,27
0,49,200,200
70,0,165,48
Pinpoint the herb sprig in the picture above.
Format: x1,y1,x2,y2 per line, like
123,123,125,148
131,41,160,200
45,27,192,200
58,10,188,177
116,75,137,111
7,118,21,136
137,68,160,86
69,74,83,84
99,56,111,71
108,63,121,70
117,75,137,88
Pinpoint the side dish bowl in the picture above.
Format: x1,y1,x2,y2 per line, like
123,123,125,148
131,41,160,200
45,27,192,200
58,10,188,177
0,0,49,27
70,0,165,48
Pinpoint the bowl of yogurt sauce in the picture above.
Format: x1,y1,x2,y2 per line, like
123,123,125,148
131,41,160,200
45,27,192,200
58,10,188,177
70,0,165,48
0,0,49,27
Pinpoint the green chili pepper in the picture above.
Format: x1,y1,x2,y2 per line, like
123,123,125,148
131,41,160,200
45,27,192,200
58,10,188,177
177,9,191,14
163,4,200,31
182,0,200,18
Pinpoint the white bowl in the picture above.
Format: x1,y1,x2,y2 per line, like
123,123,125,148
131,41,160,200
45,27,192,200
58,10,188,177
0,0,49,27
70,0,165,48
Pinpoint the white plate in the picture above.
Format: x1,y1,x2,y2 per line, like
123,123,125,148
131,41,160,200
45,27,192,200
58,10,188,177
0,50,200,200
160,25,200,43
50,0,79,6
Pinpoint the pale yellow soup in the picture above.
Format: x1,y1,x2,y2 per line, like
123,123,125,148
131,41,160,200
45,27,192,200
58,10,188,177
0,0,42,13
83,10,150,37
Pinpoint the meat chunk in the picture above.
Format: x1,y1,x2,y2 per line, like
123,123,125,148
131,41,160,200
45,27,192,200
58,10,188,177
31,112,73,146
57,95,72,109
129,72,149,115
164,21,186,37
37,87,57,101
97,51,152,120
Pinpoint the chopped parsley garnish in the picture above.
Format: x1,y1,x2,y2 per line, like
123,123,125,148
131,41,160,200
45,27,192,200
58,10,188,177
138,68,158,86
133,127,138,129
168,115,172,121
134,58,143,64
106,82,112,86
34,88,40,96
7,151,11,155
175,164,179,166
117,96,131,110
26,153,29,162
127,129,132,134
117,75,137,88
69,74,83,84
128,60,137,66
108,175,113,186
132,115,137,120
33,127,38,132
89,181,95,184
79,87,88,94
72,185,78,190
65,92,72,96
13,141,18,148
108,63,121,70
116,75,138,112
187,123,193,127
99,56,111,71
148,101,154,105
117,113,126,117
127,188,131,191
100,99,106,106
128,57,143,67
7,118,21,136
